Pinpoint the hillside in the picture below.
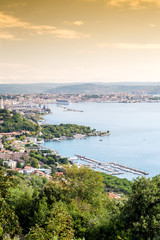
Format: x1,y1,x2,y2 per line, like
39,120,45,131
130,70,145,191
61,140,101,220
1,82,160,94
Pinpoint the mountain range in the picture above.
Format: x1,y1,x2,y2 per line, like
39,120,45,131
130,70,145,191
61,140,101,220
1,82,160,94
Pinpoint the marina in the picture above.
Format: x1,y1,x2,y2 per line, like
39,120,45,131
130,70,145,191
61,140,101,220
74,154,149,176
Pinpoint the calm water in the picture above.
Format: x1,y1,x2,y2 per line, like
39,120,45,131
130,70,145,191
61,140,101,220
43,103,160,180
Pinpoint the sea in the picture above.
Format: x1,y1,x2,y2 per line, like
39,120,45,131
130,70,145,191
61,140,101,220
42,102,160,180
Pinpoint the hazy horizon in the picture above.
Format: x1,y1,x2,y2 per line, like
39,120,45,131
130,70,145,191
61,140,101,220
1,0,160,84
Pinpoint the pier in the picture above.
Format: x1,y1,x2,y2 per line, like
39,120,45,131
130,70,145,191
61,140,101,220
110,162,149,175
75,154,124,175
75,154,149,176
58,105,84,112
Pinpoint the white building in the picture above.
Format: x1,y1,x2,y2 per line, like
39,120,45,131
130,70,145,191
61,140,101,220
56,100,70,105
10,103,39,111
3,160,17,169
0,98,4,109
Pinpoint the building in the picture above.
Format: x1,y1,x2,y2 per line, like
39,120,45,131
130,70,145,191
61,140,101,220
0,98,4,109
9,103,39,111
3,160,17,169
56,100,70,105
23,166,51,175
109,193,121,200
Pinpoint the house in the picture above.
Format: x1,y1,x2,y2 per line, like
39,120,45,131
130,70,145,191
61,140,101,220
56,172,64,176
3,160,17,169
31,170,51,179
23,166,51,175
109,193,121,200
23,166,35,175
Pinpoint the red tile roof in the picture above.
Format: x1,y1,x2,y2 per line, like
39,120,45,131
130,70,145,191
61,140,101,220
109,193,121,200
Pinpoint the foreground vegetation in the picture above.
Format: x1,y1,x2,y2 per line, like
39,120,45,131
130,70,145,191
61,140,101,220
101,172,132,195
0,165,159,240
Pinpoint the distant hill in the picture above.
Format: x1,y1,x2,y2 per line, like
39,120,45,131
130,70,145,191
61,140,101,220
1,82,160,94
49,83,108,94
49,83,160,94
0,83,62,94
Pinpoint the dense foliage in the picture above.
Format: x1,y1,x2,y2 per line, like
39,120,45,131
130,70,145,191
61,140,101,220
101,172,132,195
0,109,40,134
0,165,159,240
42,123,93,139
29,150,68,173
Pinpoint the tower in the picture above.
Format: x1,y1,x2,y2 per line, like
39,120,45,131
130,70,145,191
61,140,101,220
0,98,3,109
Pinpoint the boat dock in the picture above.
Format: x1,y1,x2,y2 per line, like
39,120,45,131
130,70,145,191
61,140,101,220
75,154,109,167
110,162,149,175
75,154,123,175
58,105,84,112
75,154,149,176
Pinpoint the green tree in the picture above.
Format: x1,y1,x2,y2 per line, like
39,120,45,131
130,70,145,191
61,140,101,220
27,202,74,240
0,198,21,238
30,158,39,168
16,161,22,169
106,176,160,240
0,171,21,238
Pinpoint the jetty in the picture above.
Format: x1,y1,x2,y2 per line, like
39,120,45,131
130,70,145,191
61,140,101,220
58,105,84,112
75,154,123,175
75,154,149,176
75,154,108,166
110,162,149,175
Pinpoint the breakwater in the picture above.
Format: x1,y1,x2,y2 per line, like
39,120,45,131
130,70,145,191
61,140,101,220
110,162,149,175
58,105,84,112
74,154,123,175
74,154,149,176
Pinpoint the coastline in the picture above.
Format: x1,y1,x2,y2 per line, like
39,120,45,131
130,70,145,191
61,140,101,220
42,131,110,142
41,102,160,180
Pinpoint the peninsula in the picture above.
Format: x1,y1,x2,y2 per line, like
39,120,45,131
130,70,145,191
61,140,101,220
41,123,110,140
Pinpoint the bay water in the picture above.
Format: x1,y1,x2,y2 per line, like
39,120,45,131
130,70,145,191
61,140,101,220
43,103,160,180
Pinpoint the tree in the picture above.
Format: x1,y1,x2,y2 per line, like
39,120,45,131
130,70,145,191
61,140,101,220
30,158,39,168
0,171,21,238
27,202,74,240
106,176,160,240
39,166,112,239
16,161,22,169
0,198,21,238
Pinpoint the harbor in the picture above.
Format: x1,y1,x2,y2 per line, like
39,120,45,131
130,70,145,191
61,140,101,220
57,105,84,112
42,102,160,180
72,154,124,175
73,154,149,176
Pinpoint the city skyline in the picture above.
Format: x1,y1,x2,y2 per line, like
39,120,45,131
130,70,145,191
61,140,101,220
1,0,160,83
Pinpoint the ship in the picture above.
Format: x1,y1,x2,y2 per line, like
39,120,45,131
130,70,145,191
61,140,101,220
56,100,70,105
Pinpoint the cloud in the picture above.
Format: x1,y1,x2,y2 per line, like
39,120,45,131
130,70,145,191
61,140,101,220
73,21,84,26
51,29,89,39
82,0,97,2
64,21,84,26
105,0,160,9
0,63,54,83
97,42,160,49
149,23,157,28
0,31,17,40
0,12,89,40
7,2,27,8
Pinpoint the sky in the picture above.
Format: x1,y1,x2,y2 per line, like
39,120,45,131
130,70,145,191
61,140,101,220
1,0,160,84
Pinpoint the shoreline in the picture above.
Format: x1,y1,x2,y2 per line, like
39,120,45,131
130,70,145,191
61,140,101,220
43,132,110,142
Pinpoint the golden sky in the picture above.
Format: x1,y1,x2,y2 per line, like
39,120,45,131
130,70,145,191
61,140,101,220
1,0,160,83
